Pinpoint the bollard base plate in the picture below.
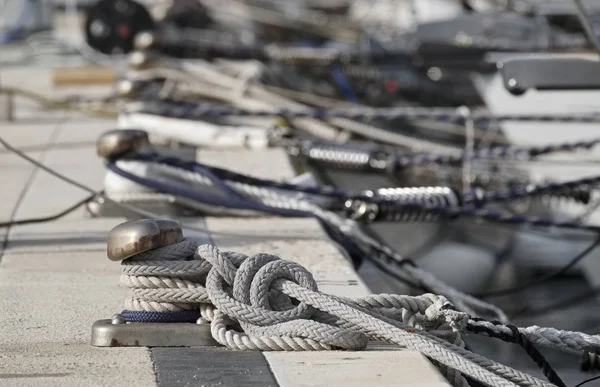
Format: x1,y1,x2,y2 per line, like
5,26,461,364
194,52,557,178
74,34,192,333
91,319,219,347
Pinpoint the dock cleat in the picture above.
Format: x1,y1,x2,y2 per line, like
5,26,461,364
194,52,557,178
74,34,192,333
91,219,217,347
106,218,183,261
96,129,152,160
90,129,206,217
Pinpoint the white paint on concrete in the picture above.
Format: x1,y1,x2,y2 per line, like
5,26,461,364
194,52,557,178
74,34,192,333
264,349,450,387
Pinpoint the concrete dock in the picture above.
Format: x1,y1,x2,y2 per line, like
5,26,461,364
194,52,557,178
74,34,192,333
0,65,450,386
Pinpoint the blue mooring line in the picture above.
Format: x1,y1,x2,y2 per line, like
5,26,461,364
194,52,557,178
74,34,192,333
120,310,201,323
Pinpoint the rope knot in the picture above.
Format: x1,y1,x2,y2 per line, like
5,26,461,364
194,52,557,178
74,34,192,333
199,244,319,325
116,240,561,387
198,244,369,350
423,294,468,333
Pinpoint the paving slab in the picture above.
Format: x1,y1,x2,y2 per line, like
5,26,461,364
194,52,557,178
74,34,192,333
0,270,125,343
0,121,60,148
8,132,104,219
0,217,156,387
0,120,54,169
1,250,113,272
1,59,134,346
0,170,37,221
0,167,38,255
264,348,449,387
0,103,111,225
152,347,278,387
197,148,296,180
10,165,103,220
4,218,124,255
52,119,116,145
43,143,104,167
0,343,155,387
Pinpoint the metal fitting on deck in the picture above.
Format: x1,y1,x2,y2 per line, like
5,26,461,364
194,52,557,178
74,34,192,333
106,218,183,261
97,129,152,159
92,218,216,347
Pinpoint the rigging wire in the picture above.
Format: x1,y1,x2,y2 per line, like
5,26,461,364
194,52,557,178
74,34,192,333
476,235,600,298
0,134,343,241
575,374,600,387
0,134,213,232
510,286,600,320
0,191,100,228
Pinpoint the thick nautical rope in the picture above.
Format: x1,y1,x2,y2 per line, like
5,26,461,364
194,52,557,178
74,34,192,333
122,152,594,209
469,318,600,358
120,240,558,387
296,137,600,170
108,155,600,234
129,99,600,125
110,159,509,322
106,155,598,322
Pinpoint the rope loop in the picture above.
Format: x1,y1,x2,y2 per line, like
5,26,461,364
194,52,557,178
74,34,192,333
117,240,591,386
202,245,319,325
199,244,368,350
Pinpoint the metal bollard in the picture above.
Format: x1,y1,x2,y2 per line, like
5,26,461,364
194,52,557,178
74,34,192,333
91,219,218,347
96,129,152,160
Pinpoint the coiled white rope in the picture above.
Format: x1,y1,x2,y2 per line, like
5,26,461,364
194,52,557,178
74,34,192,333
120,239,559,387
120,237,600,386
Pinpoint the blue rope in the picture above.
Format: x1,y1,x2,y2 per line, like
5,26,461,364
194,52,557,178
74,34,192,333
121,310,200,323
128,153,351,198
107,160,312,217
111,152,600,234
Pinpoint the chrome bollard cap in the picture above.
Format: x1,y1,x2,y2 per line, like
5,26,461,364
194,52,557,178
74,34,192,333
107,219,183,261
97,129,151,159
